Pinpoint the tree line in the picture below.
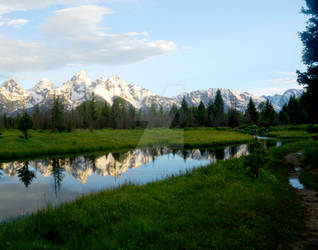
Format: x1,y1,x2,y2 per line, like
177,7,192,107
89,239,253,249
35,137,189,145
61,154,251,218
0,89,311,137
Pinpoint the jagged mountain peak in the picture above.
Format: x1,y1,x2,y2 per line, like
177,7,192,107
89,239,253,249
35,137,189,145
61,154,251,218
34,78,54,90
1,78,22,92
71,70,88,83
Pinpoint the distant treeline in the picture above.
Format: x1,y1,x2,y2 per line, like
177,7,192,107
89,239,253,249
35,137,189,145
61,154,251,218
0,89,312,132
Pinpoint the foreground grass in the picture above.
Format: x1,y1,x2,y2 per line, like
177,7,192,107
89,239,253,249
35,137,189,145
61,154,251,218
0,128,252,160
0,142,312,249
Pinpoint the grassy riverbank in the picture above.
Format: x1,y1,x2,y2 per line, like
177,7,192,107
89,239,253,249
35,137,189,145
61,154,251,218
0,128,252,160
1,141,315,249
266,125,318,139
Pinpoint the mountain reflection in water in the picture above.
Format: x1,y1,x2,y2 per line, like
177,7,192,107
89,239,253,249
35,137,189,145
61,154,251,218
0,145,248,221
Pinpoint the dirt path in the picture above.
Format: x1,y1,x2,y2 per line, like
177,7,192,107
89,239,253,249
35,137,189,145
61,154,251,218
285,153,318,249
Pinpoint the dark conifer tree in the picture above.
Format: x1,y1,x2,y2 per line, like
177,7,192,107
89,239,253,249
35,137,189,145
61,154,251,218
245,98,258,124
18,112,33,139
196,101,206,126
51,97,65,132
206,101,216,127
279,104,290,124
179,97,189,128
297,0,318,123
261,99,277,126
214,90,225,126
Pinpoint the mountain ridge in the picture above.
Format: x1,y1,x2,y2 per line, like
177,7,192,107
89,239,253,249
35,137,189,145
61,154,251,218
0,71,303,114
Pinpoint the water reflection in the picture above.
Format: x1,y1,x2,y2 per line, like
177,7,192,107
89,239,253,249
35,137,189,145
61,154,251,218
0,144,250,221
18,161,36,188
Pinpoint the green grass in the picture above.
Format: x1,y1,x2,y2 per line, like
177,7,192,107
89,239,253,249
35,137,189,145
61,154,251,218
299,170,318,191
266,129,317,139
299,146,318,191
0,142,309,249
0,128,252,161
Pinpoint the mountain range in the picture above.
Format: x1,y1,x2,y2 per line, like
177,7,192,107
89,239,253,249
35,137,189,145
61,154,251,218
0,71,303,114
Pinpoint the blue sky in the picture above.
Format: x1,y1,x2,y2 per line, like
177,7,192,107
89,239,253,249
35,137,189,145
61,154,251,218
0,0,308,96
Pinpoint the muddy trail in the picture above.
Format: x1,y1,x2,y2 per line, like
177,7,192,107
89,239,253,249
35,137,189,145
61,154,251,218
285,153,318,249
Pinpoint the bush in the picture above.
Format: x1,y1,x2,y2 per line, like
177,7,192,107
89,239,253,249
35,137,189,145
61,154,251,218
306,124,318,133
238,124,259,135
243,139,268,178
301,147,318,169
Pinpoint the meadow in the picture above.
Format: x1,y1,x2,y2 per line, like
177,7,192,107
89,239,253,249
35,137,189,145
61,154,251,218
0,128,252,160
265,125,318,139
1,141,314,249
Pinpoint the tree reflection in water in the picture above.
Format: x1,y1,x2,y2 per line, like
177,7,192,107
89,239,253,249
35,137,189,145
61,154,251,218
18,161,36,188
51,159,65,196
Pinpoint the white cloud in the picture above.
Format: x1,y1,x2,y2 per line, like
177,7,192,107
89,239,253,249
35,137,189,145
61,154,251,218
0,0,139,15
0,4,176,72
6,18,29,28
265,77,297,85
42,5,114,38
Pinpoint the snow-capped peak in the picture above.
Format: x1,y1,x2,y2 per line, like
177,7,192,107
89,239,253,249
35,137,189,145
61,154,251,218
71,70,88,83
1,78,22,93
34,78,54,91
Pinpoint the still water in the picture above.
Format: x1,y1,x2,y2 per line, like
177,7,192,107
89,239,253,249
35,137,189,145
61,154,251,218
0,141,280,221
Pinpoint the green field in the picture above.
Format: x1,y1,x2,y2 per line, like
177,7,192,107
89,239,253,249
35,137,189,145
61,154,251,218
0,141,311,249
265,125,318,139
0,128,252,160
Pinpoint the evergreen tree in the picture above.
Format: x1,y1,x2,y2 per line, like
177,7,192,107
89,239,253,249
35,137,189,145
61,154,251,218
287,96,305,124
279,104,290,124
18,112,33,139
51,97,65,132
245,98,258,124
195,101,206,126
260,99,277,126
89,93,97,131
297,0,318,123
214,90,225,126
99,103,111,128
179,97,189,128
67,112,73,132
228,108,241,128
3,113,8,129
32,106,41,129
169,104,179,128
206,101,216,127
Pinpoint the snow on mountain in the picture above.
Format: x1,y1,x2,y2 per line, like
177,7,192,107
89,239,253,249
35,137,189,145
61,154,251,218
91,75,177,109
0,71,305,115
0,79,32,113
263,89,303,108
27,78,54,106
176,88,277,111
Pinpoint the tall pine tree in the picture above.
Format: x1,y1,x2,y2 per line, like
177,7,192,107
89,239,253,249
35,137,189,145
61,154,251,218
297,0,318,123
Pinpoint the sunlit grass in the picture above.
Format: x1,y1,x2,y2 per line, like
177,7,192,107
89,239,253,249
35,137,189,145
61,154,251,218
0,128,252,160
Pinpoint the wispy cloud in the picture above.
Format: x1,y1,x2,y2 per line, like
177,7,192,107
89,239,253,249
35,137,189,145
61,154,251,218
0,4,176,72
6,18,29,28
0,0,139,15
265,77,297,85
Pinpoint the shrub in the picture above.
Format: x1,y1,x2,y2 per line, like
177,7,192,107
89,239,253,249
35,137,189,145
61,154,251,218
307,124,318,133
243,139,268,178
